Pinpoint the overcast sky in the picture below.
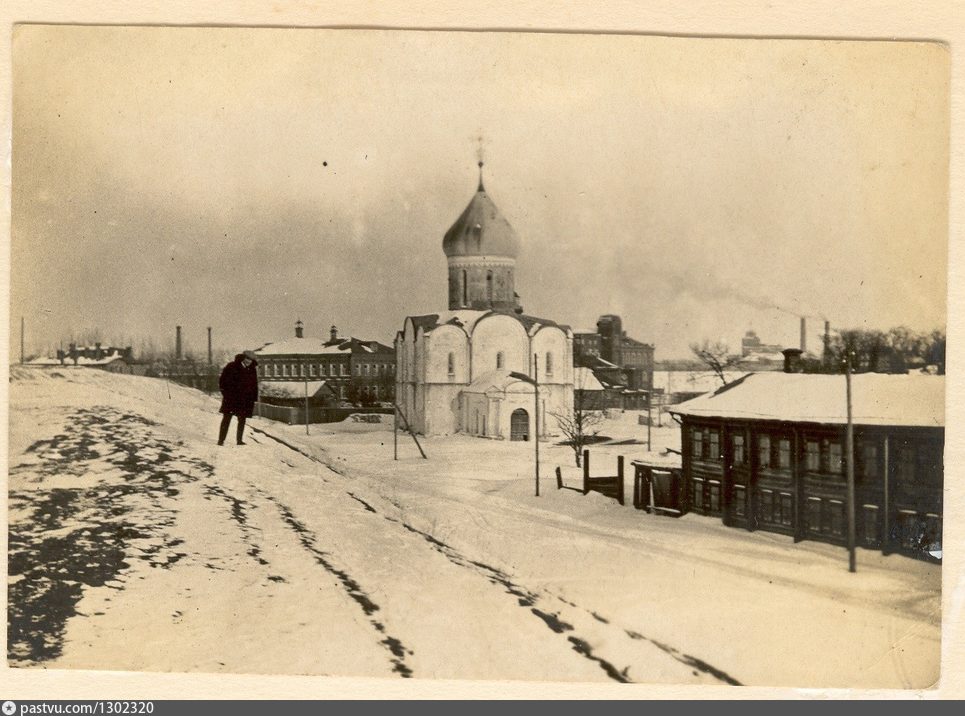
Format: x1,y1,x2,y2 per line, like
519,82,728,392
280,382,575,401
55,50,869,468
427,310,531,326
10,27,949,360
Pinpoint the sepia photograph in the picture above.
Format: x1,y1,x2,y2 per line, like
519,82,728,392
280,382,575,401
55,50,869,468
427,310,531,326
5,21,951,691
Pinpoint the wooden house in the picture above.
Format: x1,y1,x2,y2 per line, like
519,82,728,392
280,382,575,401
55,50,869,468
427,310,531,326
669,372,944,561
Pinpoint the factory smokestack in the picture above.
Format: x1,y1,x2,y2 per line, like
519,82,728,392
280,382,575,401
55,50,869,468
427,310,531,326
800,317,807,353
207,327,213,366
175,325,182,361
823,320,831,366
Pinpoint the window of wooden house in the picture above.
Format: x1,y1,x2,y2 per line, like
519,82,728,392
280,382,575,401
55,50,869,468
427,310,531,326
708,430,720,461
341,363,347,376
860,441,879,479
778,438,791,469
828,500,845,537
732,434,746,465
807,497,822,534
708,481,721,512
758,435,771,468
692,429,703,459
805,440,820,472
282,364,290,377
780,494,794,526
827,441,843,475
734,486,747,517
310,364,317,377
897,445,916,486
760,489,774,522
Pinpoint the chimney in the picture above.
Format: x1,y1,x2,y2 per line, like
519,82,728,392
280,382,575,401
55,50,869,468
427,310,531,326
800,317,807,353
207,327,213,366
296,319,304,339
330,325,338,342
782,348,804,373
95,342,102,360
823,320,831,366
175,326,182,361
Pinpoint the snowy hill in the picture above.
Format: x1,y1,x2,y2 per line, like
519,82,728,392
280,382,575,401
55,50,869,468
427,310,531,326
7,366,941,687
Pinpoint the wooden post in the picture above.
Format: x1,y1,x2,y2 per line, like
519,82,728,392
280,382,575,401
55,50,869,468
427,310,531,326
646,392,652,451
534,353,540,497
617,455,625,505
394,402,427,459
583,449,590,494
846,356,856,573
304,369,310,436
882,435,890,555
393,404,399,460
555,466,563,490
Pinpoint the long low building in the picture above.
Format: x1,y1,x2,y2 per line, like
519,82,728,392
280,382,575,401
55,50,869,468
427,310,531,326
669,371,944,561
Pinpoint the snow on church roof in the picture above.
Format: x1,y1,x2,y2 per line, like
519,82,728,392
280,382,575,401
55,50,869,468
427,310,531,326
463,369,535,394
670,372,944,428
406,309,569,336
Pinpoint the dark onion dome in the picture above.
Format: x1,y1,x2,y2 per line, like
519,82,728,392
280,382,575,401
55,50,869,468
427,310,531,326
442,167,520,259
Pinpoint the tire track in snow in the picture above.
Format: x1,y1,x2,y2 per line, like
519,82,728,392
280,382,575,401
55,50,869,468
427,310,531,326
388,518,631,683
251,424,738,684
257,492,414,678
201,484,271,567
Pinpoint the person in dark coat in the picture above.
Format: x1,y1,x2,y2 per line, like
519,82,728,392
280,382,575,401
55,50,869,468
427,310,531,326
218,350,259,445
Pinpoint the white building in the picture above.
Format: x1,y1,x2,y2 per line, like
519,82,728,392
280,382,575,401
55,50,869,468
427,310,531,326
396,165,574,438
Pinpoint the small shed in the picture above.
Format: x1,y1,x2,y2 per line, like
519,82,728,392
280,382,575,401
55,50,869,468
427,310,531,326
259,380,337,407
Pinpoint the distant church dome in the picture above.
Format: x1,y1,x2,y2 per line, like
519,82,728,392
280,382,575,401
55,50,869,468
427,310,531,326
442,163,520,259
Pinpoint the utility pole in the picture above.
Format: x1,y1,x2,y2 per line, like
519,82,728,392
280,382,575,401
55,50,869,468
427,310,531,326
304,361,310,436
845,352,856,573
20,316,25,364
646,390,652,451
534,353,540,497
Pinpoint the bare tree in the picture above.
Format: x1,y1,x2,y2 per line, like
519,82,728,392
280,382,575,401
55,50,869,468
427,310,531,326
552,370,605,467
689,340,743,386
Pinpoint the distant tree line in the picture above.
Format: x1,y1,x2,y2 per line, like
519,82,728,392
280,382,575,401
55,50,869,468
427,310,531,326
690,326,945,383
805,327,945,375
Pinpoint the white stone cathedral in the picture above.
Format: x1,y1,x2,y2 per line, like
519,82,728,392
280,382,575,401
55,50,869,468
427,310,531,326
395,164,574,438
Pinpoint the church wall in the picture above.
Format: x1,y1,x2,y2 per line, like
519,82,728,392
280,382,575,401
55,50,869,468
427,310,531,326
470,315,530,378
423,384,462,435
538,383,573,437
531,327,573,386
424,325,470,383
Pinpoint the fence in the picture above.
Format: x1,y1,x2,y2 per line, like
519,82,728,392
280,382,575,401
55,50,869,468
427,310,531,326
253,402,392,425
582,450,625,505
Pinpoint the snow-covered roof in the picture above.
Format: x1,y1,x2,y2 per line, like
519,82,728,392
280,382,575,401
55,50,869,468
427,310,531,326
463,369,534,395
670,373,944,428
260,380,332,399
407,309,569,336
574,367,604,391
255,335,393,357
255,339,348,356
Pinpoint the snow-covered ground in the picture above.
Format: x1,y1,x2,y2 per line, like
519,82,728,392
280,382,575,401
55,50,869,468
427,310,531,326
7,366,941,687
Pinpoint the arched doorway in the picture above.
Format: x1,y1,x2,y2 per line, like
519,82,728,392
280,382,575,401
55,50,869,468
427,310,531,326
510,408,530,442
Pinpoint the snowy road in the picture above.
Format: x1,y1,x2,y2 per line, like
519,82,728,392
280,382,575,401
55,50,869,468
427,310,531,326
7,368,941,687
